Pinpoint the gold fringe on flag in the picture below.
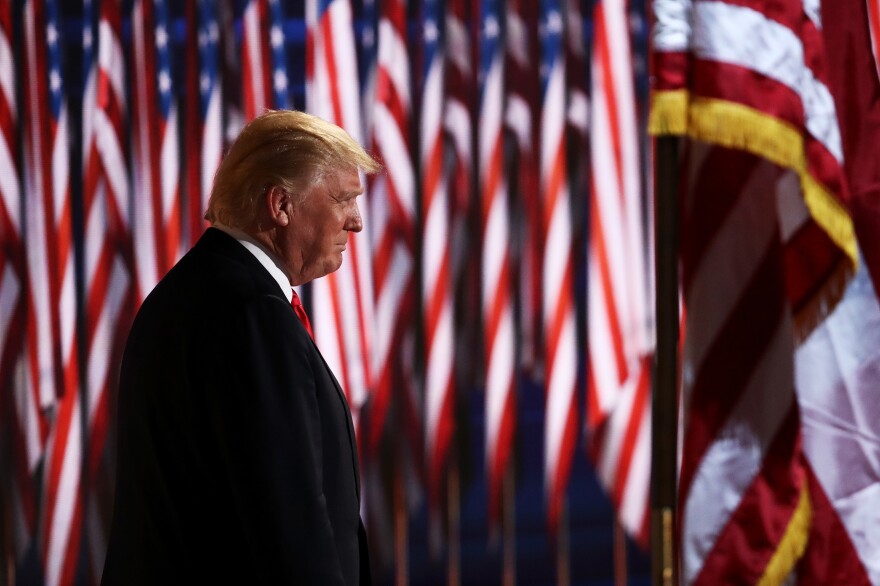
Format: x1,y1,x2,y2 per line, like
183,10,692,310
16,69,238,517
648,90,857,265
757,484,812,586
649,89,858,337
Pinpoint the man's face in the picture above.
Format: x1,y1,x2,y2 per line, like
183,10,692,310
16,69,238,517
284,167,364,285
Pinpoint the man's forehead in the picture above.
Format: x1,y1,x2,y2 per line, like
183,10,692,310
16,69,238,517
339,168,364,194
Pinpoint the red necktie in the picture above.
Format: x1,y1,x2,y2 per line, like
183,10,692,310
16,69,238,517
290,290,314,340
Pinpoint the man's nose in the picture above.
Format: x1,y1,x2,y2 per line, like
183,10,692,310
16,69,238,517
345,204,363,233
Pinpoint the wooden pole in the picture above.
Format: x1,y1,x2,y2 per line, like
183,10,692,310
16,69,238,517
556,499,570,586
502,462,516,586
651,135,680,586
394,460,408,586
447,452,460,586
1,476,8,586
613,519,628,586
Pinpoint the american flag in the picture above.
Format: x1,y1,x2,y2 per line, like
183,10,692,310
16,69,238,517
478,0,516,529
504,0,542,376
360,0,378,138
0,0,22,410
563,0,589,142
23,0,83,583
306,0,375,432
367,0,416,458
131,0,181,303
586,0,652,546
421,0,455,519
0,0,43,566
796,0,880,581
82,0,134,577
242,0,271,118
184,0,222,246
539,0,578,535
651,0,859,581
242,0,288,120
443,0,476,384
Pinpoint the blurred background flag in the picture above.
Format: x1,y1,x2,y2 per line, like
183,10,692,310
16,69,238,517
504,0,541,376
587,0,652,548
366,0,417,458
242,0,289,119
183,0,223,247
131,0,181,302
0,0,43,569
538,0,578,537
478,0,516,536
23,0,83,584
81,0,134,578
420,0,456,536
443,0,478,393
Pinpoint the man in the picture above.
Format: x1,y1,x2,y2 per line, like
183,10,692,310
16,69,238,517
102,110,380,585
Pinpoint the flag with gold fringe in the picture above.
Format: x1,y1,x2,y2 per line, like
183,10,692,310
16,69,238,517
649,0,861,582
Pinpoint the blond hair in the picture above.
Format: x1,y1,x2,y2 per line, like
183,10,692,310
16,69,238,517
205,110,380,228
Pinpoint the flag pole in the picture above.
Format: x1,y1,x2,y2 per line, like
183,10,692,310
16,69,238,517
447,450,461,586
651,135,680,586
613,518,628,586
503,462,516,586
1,480,8,584
556,499,570,586
394,456,409,586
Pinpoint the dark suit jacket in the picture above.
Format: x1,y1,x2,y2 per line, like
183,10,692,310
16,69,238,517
102,228,369,585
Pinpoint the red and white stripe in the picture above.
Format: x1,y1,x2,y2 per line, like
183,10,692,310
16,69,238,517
0,0,44,563
796,0,880,580
443,0,473,291
796,258,879,584
564,0,589,140
0,0,21,395
22,0,57,420
868,0,880,75
479,16,516,528
540,5,578,534
505,0,542,374
679,145,810,585
652,0,859,579
241,0,271,120
184,0,221,246
367,0,416,454
422,17,454,510
41,386,83,586
23,1,83,583
586,0,652,545
131,0,181,303
82,0,134,575
306,0,375,430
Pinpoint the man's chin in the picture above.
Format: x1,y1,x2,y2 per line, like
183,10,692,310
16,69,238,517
320,256,344,278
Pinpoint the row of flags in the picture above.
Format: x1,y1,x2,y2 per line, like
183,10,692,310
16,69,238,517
651,0,880,582
5,0,879,583
1,0,654,583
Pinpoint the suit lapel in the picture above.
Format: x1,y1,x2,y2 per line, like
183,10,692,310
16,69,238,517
313,344,362,501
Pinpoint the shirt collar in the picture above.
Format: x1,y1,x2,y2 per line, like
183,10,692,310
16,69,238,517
213,224,293,303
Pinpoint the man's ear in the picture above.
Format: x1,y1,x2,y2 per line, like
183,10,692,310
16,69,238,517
265,185,290,227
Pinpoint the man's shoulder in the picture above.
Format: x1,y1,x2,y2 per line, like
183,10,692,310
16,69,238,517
160,229,281,302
